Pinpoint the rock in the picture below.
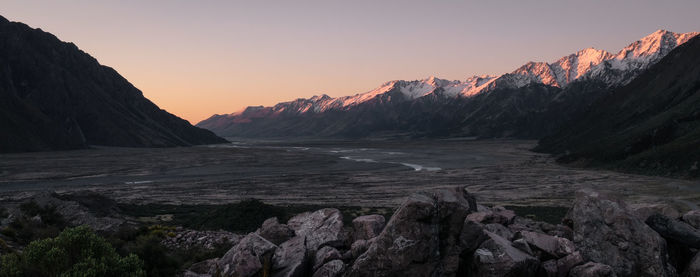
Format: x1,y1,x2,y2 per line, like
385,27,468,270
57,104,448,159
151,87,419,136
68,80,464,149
185,258,218,277
313,246,341,272
682,210,700,229
685,252,700,277
546,224,574,241
569,262,618,277
216,233,277,277
666,240,695,275
540,259,558,277
346,187,477,277
272,236,308,277
466,206,515,226
631,203,681,221
646,213,700,248
477,204,491,212
484,223,514,241
162,228,240,250
516,230,574,259
30,214,42,224
312,260,345,277
460,219,489,254
509,216,550,234
287,208,344,251
349,239,369,259
512,238,533,255
352,214,385,241
568,189,676,277
493,206,516,223
556,251,584,277
470,231,540,277
258,217,295,245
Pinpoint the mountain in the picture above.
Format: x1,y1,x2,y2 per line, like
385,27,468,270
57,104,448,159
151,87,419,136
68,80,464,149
536,35,700,178
0,15,227,153
198,30,698,138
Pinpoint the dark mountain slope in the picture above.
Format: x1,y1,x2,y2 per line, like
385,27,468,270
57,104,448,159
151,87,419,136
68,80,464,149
0,16,226,153
536,36,700,178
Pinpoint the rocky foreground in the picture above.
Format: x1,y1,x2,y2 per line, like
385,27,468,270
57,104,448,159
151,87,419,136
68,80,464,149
181,187,700,277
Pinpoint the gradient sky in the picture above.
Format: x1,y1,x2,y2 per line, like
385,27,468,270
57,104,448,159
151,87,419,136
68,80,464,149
3,0,700,123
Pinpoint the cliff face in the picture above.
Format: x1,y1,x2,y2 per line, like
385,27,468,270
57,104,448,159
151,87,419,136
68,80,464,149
0,16,226,153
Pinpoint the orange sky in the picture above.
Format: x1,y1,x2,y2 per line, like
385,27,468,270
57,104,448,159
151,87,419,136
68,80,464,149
3,1,700,124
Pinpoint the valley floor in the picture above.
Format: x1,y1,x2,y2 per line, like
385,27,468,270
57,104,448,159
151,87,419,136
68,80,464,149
1,139,698,210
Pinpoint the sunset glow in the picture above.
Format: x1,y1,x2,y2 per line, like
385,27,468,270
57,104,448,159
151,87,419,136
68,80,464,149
4,0,699,123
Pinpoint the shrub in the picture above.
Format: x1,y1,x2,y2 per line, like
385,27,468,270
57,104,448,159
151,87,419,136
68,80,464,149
0,225,145,277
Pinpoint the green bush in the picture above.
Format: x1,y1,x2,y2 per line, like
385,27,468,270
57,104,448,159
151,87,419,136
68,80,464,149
0,225,145,277
5,201,68,245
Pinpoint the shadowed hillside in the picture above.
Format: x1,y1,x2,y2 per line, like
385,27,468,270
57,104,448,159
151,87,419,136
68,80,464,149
536,36,700,178
0,15,227,153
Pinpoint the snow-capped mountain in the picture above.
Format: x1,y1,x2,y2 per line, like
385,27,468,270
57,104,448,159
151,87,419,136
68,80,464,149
198,30,698,138
501,29,699,89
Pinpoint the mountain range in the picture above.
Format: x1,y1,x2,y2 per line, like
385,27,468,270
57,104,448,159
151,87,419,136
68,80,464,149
198,30,699,139
0,15,227,153
536,35,700,178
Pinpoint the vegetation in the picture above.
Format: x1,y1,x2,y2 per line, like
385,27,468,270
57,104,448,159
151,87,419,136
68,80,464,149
1,201,67,245
0,226,144,277
0,197,392,276
119,199,393,233
105,225,231,277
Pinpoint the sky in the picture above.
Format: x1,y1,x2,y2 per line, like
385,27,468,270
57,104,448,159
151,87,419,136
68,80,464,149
2,0,700,123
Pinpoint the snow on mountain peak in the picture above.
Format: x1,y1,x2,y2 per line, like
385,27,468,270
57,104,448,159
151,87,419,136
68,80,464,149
500,30,698,90
224,29,698,117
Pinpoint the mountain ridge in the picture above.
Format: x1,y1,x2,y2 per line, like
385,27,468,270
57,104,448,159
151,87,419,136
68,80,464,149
198,30,698,138
0,15,228,152
536,35,700,178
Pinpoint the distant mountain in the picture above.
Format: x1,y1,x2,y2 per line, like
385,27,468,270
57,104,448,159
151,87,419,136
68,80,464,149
199,30,698,138
536,35,700,178
0,16,227,153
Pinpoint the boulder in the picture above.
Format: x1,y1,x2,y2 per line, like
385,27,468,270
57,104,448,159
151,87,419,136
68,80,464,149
258,217,295,245
484,223,514,241
646,213,700,248
681,210,700,229
185,258,218,277
162,228,241,250
569,262,618,277
352,214,386,241
568,189,676,277
539,259,557,277
466,206,515,226
556,251,584,277
516,230,574,259
312,260,345,277
349,239,369,259
545,224,574,241
216,233,277,277
470,231,540,277
630,203,681,221
346,187,477,277
493,206,516,223
313,246,341,272
272,236,308,277
512,238,533,256
460,219,489,254
287,208,344,251
685,252,700,277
